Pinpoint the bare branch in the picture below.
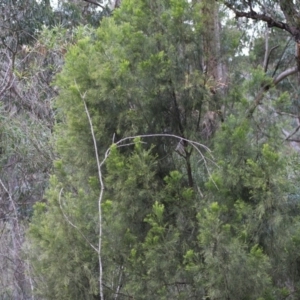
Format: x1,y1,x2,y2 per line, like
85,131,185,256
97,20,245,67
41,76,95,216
112,133,212,154
106,133,219,189
222,1,299,40
274,66,298,85
58,188,98,253
284,125,300,141
272,37,293,78
283,138,300,143
276,111,298,118
247,66,298,117
114,265,124,300
83,0,105,9
74,81,104,300
283,116,300,141
264,44,279,73
263,27,269,73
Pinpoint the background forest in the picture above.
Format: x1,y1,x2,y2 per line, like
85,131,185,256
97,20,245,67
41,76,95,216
2,0,300,299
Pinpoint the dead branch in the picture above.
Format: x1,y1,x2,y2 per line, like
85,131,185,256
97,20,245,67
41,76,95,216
263,27,269,73
58,188,98,253
283,116,300,141
247,66,298,117
272,37,292,78
264,45,279,73
75,82,104,300
83,0,105,9
274,66,298,85
222,1,300,40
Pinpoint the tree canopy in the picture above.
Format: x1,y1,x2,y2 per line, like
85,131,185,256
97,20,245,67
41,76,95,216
2,0,300,299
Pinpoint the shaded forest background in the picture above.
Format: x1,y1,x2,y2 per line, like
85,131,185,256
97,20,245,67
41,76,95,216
2,0,300,299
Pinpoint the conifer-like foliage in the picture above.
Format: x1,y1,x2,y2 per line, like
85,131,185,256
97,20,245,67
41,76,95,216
27,0,300,299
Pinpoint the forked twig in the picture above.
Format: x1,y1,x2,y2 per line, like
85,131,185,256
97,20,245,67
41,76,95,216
58,188,98,253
